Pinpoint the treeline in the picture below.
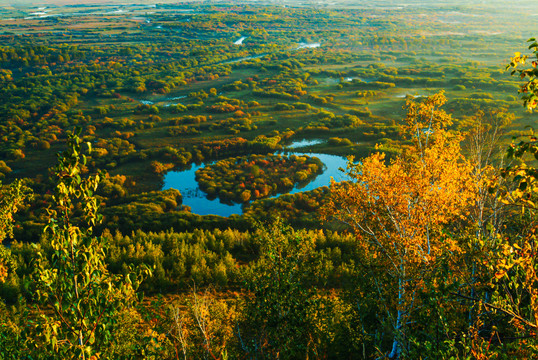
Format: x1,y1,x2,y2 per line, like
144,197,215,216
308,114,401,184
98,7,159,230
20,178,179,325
2,226,357,300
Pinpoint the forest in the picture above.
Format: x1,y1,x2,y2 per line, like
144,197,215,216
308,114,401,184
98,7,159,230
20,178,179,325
1,0,538,358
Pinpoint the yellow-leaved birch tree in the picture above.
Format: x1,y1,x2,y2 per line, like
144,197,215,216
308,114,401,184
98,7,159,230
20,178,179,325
324,92,476,358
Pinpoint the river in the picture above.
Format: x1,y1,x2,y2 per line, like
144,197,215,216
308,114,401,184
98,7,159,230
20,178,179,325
162,141,349,216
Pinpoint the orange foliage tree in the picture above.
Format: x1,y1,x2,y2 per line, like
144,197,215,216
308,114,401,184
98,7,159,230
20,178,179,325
470,37,538,356
323,92,476,358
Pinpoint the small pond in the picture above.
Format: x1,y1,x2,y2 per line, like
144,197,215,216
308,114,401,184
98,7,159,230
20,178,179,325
296,43,321,49
342,77,375,83
162,141,349,216
285,139,325,149
234,36,247,45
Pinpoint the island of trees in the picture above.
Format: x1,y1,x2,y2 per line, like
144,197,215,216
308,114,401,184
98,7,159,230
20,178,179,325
196,153,323,203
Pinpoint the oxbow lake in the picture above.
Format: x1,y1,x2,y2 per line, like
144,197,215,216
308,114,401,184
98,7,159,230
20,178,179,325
162,141,349,216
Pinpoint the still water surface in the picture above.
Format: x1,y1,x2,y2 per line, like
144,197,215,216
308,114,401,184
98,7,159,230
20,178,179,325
162,141,349,216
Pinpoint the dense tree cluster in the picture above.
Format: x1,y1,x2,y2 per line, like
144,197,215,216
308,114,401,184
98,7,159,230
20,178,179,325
244,186,330,227
196,153,323,203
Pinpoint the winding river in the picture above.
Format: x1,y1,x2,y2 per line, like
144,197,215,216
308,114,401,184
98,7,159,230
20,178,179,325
162,141,349,216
